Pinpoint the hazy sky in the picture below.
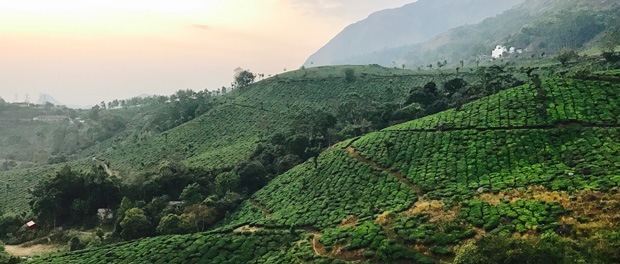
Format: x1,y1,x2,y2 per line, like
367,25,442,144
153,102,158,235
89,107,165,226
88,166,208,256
0,0,414,106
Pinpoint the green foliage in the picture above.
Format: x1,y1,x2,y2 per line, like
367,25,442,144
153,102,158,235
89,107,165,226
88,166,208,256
233,68,256,88
320,221,432,262
393,215,474,250
557,48,580,66
0,214,27,241
602,51,620,65
179,183,203,205
69,237,85,251
31,230,299,264
460,200,565,233
120,208,151,240
0,241,21,264
343,68,355,82
444,78,468,98
453,232,601,264
29,165,122,227
179,204,217,232
228,149,417,229
156,214,185,235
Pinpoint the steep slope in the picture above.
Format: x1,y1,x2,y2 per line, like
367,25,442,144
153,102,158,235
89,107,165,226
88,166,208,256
348,0,620,67
1,66,479,214
34,76,620,263
304,0,524,67
98,66,441,174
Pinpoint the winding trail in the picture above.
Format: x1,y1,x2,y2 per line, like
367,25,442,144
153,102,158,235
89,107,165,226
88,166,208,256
92,157,118,178
311,233,327,256
346,146,422,196
250,198,272,218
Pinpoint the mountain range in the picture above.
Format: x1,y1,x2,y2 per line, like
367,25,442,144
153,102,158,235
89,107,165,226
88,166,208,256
304,0,525,67
306,0,620,68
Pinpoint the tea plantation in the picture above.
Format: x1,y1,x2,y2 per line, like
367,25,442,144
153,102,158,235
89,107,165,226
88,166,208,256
32,77,620,263
97,69,442,174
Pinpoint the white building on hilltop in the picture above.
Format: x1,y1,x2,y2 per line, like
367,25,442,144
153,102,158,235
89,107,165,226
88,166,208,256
492,45,524,59
492,45,508,58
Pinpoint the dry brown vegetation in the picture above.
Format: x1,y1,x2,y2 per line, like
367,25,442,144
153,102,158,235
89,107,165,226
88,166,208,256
338,216,358,227
406,199,460,223
310,233,364,261
477,186,620,234
232,225,264,233
4,244,65,257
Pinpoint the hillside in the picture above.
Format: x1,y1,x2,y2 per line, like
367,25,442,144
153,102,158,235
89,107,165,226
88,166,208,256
33,76,620,263
304,0,524,67
344,0,620,67
4,65,486,215
96,66,444,174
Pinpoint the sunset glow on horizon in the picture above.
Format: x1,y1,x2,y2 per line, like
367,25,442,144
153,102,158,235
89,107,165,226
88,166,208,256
0,0,414,106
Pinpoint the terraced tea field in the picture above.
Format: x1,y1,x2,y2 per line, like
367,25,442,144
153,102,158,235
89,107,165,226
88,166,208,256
32,77,620,263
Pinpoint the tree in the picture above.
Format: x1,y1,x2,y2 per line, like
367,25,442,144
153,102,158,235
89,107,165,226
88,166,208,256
557,48,579,65
179,183,203,205
156,214,185,235
30,165,121,227
235,160,267,193
444,78,468,98
233,67,256,88
112,197,136,237
407,82,439,106
68,237,85,251
602,50,620,64
214,172,240,195
344,68,356,82
120,208,151,240
180,204,217,232
0,242,20,264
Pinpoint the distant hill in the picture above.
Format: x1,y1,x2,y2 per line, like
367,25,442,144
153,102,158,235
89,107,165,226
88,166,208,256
345,0,620,67
94,66,443,174
304,0,525,67
36,94,63,106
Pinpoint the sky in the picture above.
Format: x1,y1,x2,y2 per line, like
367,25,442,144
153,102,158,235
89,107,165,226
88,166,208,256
0,0,414,106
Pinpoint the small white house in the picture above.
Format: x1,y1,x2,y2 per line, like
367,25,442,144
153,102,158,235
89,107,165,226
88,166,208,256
97,208,114,221
492,45,508,58
26,220,37,229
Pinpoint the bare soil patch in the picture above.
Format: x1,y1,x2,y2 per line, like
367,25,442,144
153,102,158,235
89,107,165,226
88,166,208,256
406,199,460,222
4,244,64,257
233,225,264,233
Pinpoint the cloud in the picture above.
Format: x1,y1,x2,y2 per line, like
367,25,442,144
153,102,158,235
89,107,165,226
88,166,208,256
191,24,211,31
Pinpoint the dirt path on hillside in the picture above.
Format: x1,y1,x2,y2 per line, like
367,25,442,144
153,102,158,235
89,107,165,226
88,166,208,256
4,244,64,257
346,146,422,195
250,198,272,217
311,233,328,256
92,157,119,178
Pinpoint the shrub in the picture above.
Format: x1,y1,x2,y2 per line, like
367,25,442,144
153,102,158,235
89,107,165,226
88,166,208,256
344,68,356,82
120,208,152,240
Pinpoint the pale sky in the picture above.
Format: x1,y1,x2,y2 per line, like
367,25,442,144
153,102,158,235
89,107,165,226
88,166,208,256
0,0,414,106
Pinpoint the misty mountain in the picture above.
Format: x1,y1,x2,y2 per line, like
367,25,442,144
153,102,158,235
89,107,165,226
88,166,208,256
304,0,525,67
36,94,63,106
338,0,620,67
